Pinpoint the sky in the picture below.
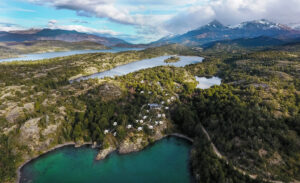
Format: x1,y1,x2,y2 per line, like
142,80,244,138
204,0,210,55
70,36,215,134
1,0,300,43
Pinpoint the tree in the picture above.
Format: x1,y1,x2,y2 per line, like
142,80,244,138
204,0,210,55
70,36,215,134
72,123,82,140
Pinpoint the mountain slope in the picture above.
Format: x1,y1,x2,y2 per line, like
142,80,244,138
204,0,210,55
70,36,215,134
0,29,128,47
202,36,286,49
154,19,300,46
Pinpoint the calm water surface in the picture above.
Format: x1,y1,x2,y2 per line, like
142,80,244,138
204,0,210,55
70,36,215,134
0,47,144,62
75,55,204,82
20,137,193,183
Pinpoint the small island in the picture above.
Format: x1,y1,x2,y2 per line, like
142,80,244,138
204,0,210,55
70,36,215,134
164,56,180,63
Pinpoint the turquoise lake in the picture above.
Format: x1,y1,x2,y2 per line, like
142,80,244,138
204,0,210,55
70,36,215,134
20,137,193,183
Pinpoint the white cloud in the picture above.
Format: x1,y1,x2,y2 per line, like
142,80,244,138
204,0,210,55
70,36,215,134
22,0,300,42
47,19,57,27
26,0,180,26
47,20,119,36
164,0,300,34
0,22,25,32
120,0,196,5
163,5,215,34
27,0,138,25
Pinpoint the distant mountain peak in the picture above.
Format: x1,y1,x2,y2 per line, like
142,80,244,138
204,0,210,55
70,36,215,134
254,19,274,24
151,18,300,46
250,19,280,27
196,19,225,30
230,19,287,30
208,20,224,27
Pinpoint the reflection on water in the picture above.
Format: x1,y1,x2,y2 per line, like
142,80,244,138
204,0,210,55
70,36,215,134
75,55,204,82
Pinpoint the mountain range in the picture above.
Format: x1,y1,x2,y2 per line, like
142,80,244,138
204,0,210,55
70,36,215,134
153,19,300,46
0,29,128,47
1,19,300,47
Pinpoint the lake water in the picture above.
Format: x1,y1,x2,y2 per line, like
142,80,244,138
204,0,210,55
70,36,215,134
195,76,222,89
20,137,193,183
0,47,144,62
74,55,203,82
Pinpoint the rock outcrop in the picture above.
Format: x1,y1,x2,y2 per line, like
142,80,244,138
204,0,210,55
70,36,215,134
118,133,148,154
96,120,168,160
96,146,116,160
20,117,41,151
5,102,34,123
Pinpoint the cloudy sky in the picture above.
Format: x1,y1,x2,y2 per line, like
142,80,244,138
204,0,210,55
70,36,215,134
1,0,300,43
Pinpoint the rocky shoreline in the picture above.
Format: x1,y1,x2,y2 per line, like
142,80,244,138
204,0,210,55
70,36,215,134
95,133,193,161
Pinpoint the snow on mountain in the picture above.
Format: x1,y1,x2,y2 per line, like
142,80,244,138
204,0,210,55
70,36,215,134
229,19,283,30
152,19,299,46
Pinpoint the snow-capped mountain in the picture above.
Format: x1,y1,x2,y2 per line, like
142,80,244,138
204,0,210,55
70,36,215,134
196,20,227,30
229,19,287,30
153,19,299,46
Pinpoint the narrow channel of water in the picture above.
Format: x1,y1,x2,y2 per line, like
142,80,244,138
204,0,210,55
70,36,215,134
20,137,193,183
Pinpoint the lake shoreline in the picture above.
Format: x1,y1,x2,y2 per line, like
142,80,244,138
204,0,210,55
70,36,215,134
16,133,193,183
72,55,203,82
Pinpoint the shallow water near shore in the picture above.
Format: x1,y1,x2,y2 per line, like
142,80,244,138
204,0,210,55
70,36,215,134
20,137,193,183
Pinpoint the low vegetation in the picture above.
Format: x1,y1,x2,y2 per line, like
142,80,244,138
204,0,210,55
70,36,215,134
164,56,180,63
0,43,299,183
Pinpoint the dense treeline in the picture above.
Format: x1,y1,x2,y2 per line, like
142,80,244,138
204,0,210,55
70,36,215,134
172,84,299,181
70,94,146,143
171,91,270,182
0,135,21,183
175,47,300,182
